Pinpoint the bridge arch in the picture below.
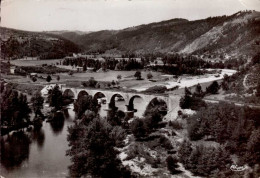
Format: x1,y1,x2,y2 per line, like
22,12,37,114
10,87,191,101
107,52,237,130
93,92,107,105
63,89,75,99
109,93,126,110
128,95,144,111
77,90,89,99
144,97,168,116
93,92,107,100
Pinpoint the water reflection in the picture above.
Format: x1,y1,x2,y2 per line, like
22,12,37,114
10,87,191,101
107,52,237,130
1,131,31,170
64,104,76,121
63,108,70,119
31,128,45,150
1,107,74,177
49,112,65,136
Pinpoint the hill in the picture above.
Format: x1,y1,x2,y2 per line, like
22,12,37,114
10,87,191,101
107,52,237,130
53,11,260,57
0,27,81,60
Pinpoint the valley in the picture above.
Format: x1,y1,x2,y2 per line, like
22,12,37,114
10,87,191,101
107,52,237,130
1,9,260,178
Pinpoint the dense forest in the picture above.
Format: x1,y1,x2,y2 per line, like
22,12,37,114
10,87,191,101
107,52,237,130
0,83,31,134
179,102,260,177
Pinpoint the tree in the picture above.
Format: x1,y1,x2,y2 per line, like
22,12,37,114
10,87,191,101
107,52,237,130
178,139,192,165
223,74,229,82
184,87,192,95
117,75,122,81
111,80,116,86
83,64,87,71
107,110,125,126
221,81,229,91
130,118,147,138
195,83,202,94
180,92,206,110
166,156,179,174
251,52,260,64
134,71,142,80
88,77,97,88
31,92,44,118
145,86,167,93
194,83,203,97
17,93,31,124
206,81,219,94
67,117,130,177
180,93,192,109
48,85,63,110
147,72,153,80
1,87,31,127
68,71,73,76
256,82,260,97
143,98,166,131
46,75,52,83
31,76,37,82
56,75,60,81
74,95,98,119
246,129,260,165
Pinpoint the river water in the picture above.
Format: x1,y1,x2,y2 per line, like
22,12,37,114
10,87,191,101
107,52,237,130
0,98,145,178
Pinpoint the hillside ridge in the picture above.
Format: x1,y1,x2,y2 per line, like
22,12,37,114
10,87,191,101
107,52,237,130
53,11,260,57
1,11,259,58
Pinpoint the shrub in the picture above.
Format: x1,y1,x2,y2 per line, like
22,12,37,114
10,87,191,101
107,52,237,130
206,81,220,94
31,76,37,82
180,94,206,110
252,52,260,64
88,77,97,87
20,65,69,74
81,77,98,88
109,126,127,147
68,71,73,76
166,156,179,174
117,75,122,80
134,71,142,80
147,72,153,80
111,80,116,86
46,75,52,82
159,135,173,150
144,85,167,94
130,118,147,138
169,121,183,130
126,143,160,167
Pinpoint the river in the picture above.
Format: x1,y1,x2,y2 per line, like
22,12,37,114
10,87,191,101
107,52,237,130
0,98,145,178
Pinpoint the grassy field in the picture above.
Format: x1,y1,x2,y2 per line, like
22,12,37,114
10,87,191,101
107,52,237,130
5,59,231,96
58,70,163,81
2,69,224,96
2,69,167,91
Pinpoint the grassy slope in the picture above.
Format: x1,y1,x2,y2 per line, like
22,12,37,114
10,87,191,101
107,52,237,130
56,11,260,57
0,27,81,59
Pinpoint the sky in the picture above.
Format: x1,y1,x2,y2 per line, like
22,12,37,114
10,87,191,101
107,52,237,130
1,0,259,32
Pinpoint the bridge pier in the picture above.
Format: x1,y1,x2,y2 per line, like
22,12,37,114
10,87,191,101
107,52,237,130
103,102,120,118
124,105,135,118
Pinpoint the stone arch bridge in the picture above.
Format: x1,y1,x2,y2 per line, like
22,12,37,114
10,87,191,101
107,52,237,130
61,86,181,118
